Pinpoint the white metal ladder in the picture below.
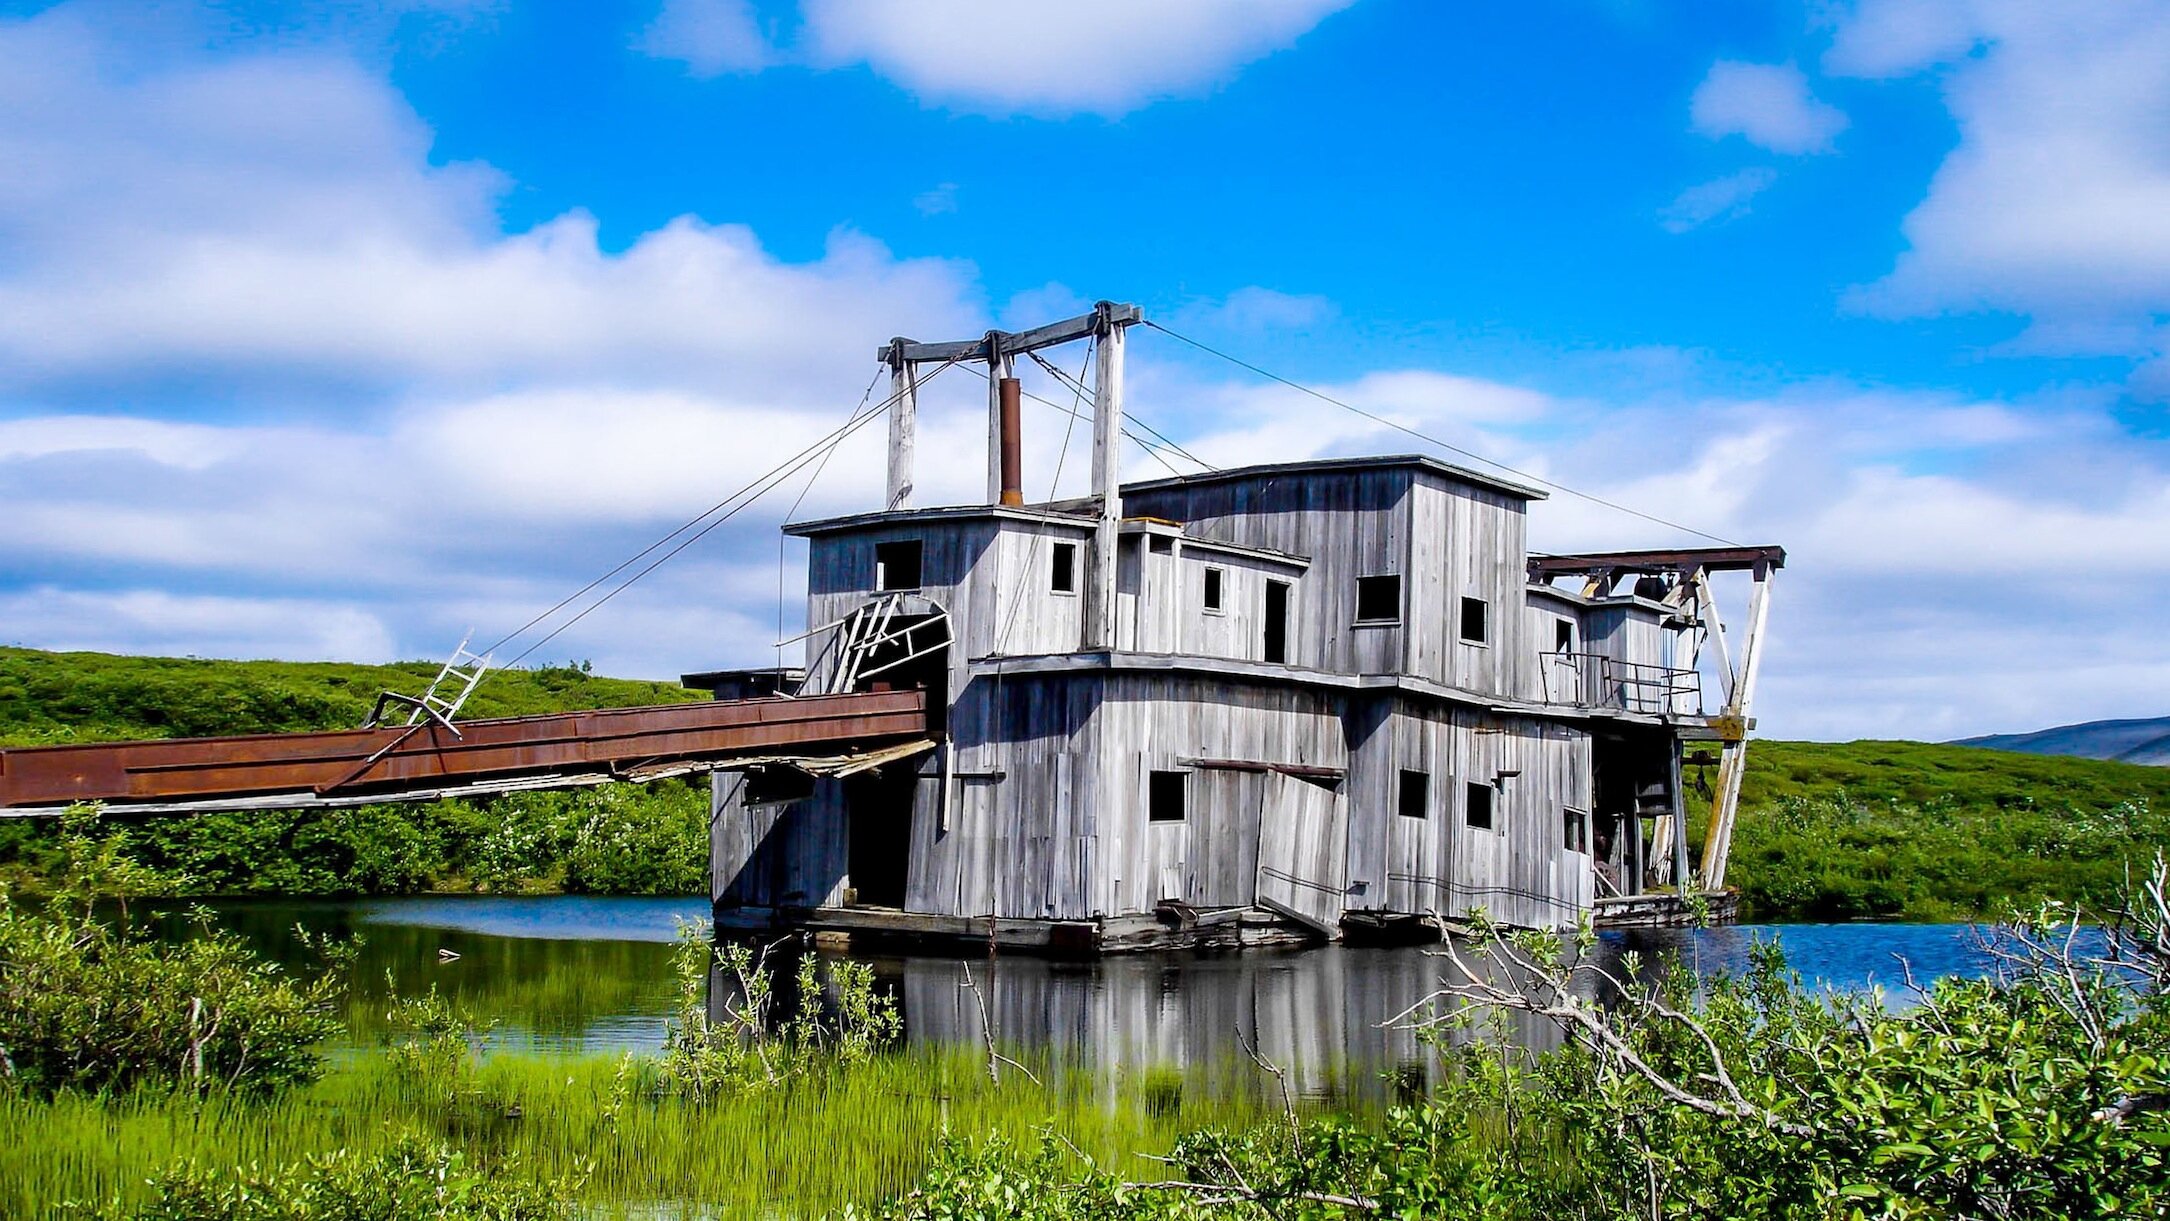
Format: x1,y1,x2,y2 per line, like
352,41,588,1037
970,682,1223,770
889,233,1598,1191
366,633,493,735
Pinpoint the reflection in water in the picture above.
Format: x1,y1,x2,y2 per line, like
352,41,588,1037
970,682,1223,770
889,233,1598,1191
135,897,1998,1091
840,947,1561,1101
136,897,697,1055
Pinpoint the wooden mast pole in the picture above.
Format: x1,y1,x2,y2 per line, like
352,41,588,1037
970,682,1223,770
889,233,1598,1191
885,339,917,511
1087,302,1125,650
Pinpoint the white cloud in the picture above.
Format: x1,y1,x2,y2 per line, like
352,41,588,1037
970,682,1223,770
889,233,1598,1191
1659,168,1778,233
0,9,982,401
1171,288,1337,333
635,0,777,74
1827,1,2170,348
0,587,398,663
1690,61,1848,153
793,0,1357,117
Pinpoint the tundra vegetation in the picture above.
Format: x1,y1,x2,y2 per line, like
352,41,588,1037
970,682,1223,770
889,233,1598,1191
5,809,2169,1218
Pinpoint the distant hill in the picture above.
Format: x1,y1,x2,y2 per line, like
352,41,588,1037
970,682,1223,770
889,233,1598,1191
1956,717,2170,767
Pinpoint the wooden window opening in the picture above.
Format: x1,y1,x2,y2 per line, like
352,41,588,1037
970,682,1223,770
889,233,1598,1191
875,540,923,591
1554,618,1575,653
1398,769,1429,819
1050,541,1078,594
1464,781,1495,831
1355,574,1401,624
1203,566,1225,614
1148,770,1188,822
1459,595,1489,644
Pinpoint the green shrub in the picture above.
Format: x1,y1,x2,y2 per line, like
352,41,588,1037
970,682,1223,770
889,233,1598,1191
657,922,901,1102
559,782,709,896
864,885,2170,1221
0,810,349,1097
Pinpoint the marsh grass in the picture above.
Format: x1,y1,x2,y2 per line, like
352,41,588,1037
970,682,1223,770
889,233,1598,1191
0,1046,1307,1219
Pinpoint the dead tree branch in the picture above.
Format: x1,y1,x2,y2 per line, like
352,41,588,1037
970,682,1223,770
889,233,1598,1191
959,960,1040,1087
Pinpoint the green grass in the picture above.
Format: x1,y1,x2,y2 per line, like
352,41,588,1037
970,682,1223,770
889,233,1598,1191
0,1049,1301,1219
0,645,698,748
1688,739,2170,922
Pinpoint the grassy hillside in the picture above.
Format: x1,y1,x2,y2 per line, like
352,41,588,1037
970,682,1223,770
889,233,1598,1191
1691,739,2170,922
0,646,700,747
0,648,708,897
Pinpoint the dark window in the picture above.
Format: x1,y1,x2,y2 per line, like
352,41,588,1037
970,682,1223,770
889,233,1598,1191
1398,769,1429,820
1356,575,1401,623
1564,806,1587,853
1459,596,1489,643
1554,618,1575,653
1203,566,1225,612
1264,580,1291,663
1148,534,1175,554
1050,542,1077,594
1148,770,1187,822
1465,781,1494,831
875,540,922,591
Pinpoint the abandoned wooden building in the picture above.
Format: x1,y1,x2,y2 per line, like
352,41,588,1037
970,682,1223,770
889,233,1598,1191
706,302,1780,953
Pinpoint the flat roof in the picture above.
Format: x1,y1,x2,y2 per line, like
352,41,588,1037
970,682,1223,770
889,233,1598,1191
785,503,1095,538
1120,453,1547,502
787,454,1547,537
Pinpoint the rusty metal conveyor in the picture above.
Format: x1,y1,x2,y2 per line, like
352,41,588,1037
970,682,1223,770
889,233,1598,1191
0,689,929,818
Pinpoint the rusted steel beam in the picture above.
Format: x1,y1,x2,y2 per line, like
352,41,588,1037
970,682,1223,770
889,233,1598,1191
0,689,927,810
1527,545,1785,582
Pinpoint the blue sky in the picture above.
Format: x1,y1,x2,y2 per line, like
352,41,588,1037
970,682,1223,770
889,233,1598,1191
1,0,2165,740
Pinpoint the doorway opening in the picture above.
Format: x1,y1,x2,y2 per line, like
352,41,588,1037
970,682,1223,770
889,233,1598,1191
1264,579,1291,664
845,762,917,908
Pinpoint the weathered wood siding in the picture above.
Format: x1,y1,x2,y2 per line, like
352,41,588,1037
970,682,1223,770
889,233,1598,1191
1582,600,1679,712
929,674,1101,919
711,772,849,910
1090,675,1348,917
1125,466,1412,677
1402,479,1530,696
1524,588,1586,704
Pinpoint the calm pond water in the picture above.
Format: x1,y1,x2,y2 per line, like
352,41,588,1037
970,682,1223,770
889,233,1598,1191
142,896,1999,1094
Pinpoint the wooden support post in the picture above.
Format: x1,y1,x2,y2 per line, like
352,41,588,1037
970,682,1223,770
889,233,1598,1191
1700,561,1774,890
885,340,916,511
1693,569,1734,707
1669,743,1689,898
1087,302,1125,651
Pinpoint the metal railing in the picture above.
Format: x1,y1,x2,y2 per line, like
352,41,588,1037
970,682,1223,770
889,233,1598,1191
1543,651,1702,714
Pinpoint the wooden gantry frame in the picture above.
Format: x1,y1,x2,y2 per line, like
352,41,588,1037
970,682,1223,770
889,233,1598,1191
880,301,1143,654
1528,545,1783,893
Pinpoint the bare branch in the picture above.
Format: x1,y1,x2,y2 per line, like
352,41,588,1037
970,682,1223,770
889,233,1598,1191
959,960,1040,1087
1120,1179,1379,1212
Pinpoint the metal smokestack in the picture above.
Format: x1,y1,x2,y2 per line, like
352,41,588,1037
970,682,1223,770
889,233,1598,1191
998,376,1024,506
